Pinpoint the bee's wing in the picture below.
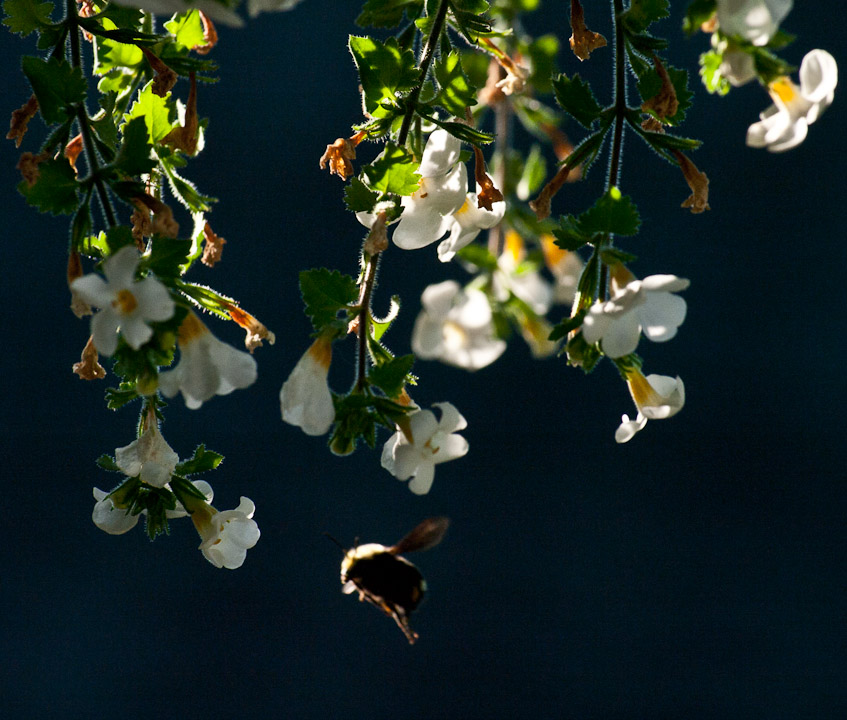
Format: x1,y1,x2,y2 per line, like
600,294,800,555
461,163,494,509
390,517,450,555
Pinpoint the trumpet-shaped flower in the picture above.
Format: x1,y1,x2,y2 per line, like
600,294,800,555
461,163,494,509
412,281,506,371
716,0,792,46
381,402,469,495
747,50,838,152
392,130,468,251
158,312,257,409
280,336,335,435
615,412,648,444
71,246,175,357
436,189,506,263
114,425,179,489
541,235,584,306
113,0,245,27
92,480,213,535
191,497,261,569
494,231,553,316
582,274,689,358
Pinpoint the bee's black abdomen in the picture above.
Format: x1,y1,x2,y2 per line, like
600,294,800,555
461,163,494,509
348,552,426,613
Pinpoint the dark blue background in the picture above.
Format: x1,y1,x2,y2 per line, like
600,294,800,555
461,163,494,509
2,1,846,717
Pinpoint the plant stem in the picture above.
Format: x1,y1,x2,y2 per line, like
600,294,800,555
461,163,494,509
356,252,381,392
398,0,451,147
607,0,626,188
66,0,117,229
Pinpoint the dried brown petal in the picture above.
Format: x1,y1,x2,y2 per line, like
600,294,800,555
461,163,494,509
140,46,178,97
64,134,84,173
201,222,226,267
472,146,504,211
194,11,219,55
570,0,607,62
131,200,153,244
162,72,199,155
529,164,571,221
16,150,50,187
641,54,679,121
227,306,276,353
641,116,664,133
319,138,357,180
540,123,582,180
68,251,93,318
73,336,106,380
673,150,710,214
7,94,38,148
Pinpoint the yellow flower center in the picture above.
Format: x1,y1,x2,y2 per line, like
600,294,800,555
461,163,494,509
114,289,138,315
177,312,211,343
769,77,797,105
442,320,468,352
626,369,659,409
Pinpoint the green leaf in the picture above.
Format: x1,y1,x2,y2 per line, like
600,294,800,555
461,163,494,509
600,247,637,265
638,128,702,158
96,454,123,473
173,280,235,320
637,64,693,125
752,46,795,85
105,225,136,253
552,216,590,251
21,56,87,124
165,10,206,50
369,354,415,398
525,34,559,95
105,384,140,410
349,35,418,117
424,115,494,145
344,176,379,213
362,142,421,196
2,0,53,36
124,82,177,144
433,51,477,116
699,50,730,95
552,73,603,129
456,243,497,271
114,116,157,177
175,444,224,476
622,0,669,34
299,268,358,331
682,0,716,35
356,0,423,27
578,187,640,237
549,310,586,342
371,295,400,341
94,17,144,74
145,237,193,278
18,158,78,215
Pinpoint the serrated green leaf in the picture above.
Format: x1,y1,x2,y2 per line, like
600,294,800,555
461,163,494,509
356,0,423,27
600,247,637,265
553,216,590,250
425,115,495,145
622,0,669,34
344,176,379,213
175,444,224,476
105,385,140,410
434,51,477,116
552,73,603,128
637,64,692,126
125,83,177,144
145,237,192,277
95,17,144,74
549,310,586,342
362,142,421,196
105,225,136,253
165,10,206,50
2,0,52,36
578,187,640,237
368,354,414,398
21,56,87,124
699,50,730,95
349,35,418,118
299,268,358,331
173,280,235,319
114,116,156,177
96,454,123,472
682,0,716,35
18,158,78,215
160,156,216,212
371,295,400,341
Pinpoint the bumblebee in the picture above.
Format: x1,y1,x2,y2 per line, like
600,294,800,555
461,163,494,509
338,517,450,644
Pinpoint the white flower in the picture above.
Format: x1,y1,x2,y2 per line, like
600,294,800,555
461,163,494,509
192,497,261,569
720,49,757,87
247,0,302,18
412,281,506,371
493,232,553,316
92,480,213,535
115,425,179,488
381,402,469,495
716,0,792,46
71,246,175,356
436,189,506,263
627,370,685,420
747,49,838,152
391,130,468,251
541,235,584,306
615,412,647,444
280,336,335,436
581,274,689,358
113,0,245,27
158,311,257,409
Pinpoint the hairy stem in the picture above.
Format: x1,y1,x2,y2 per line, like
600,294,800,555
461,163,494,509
398,0,451,147
356,252,381,392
